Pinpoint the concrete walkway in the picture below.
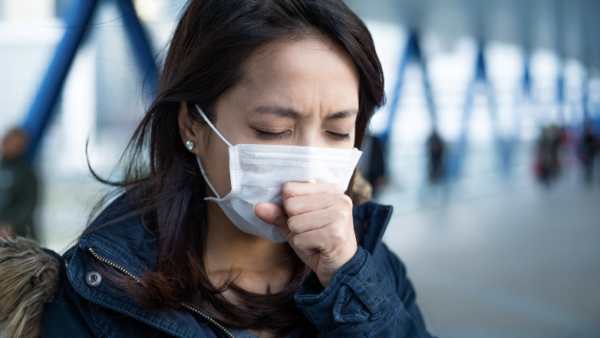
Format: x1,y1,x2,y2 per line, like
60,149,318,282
381,175,600,338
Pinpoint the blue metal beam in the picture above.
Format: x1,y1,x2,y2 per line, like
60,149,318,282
116,0,160,95
449,41,505,180
447,43,486,180
420,57,437,124
380,30,436,149
582,74,589,122
556,62,565,125
22,0,99,159
22,0,159,160
522,53,532,98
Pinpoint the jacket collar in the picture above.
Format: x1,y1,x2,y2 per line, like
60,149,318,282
353,201,394,255
67,194,394,337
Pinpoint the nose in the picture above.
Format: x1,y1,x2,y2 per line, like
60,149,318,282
296,121,328,148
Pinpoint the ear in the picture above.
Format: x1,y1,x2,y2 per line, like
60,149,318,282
177,102,204,156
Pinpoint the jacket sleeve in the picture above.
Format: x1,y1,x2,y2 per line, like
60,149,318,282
295,245,435,338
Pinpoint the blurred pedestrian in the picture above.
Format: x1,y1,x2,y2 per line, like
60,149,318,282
0,128,38,243
549,125,563,178
536,125,563,187
581,123,598,184
359,134,388,196
419,129,448,205
426,129,445,185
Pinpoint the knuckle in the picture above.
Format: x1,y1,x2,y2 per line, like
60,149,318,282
291,235,304,249
332,229,345,243
334,208,348,221
283,198,296,215
287,217,300,234
329,224,347,245
339,194,353,208
282,182,297,199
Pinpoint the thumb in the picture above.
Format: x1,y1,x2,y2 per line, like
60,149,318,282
254,202,290,237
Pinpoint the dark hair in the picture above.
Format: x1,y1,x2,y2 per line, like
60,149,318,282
90,0,384,335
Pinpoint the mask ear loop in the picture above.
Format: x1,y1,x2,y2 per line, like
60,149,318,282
195,157,220,199
194,104,233,200
195,104,233,147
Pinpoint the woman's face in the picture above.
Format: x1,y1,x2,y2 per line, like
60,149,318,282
180,37,360,198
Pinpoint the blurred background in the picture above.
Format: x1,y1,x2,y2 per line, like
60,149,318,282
0,0,598,337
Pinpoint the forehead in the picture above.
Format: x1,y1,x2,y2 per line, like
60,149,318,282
235,37,360,112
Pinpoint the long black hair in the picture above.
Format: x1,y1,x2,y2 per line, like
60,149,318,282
90,0,384,335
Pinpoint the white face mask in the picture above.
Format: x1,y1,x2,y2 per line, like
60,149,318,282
195,105,362,243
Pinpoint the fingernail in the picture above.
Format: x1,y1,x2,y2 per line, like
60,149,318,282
253,202,259,214
308,179,316,183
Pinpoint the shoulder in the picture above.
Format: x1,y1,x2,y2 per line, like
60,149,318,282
81,192,158,267
40,192,155,338
42,274,181,338
42,271,101,337
8,158,36,179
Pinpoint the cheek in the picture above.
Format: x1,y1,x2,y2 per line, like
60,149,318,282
202,135,233,197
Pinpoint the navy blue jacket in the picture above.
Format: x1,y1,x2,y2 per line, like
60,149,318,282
41,195,434,337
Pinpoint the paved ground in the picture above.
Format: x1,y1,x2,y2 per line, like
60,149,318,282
380,175,600,338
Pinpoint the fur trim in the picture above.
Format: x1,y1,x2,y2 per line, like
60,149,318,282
0,237,61,338
352,168,373,205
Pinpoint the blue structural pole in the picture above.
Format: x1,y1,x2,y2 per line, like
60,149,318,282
420,55,437,124
448,42,487,180
116,0,160,96
449,41,505,179
379,32,415,149
380,30,435,149
513,52,532,142
22,0,158,160
556,62,565,125
522,54,532,99
582,73,590,123
22,0,99,159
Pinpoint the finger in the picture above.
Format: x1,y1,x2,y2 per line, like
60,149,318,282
290,224,352,257
287,209,336,234
253,202,290,237
282,182,344,200
284,193,352,217
290,229,325,256
289,227,330,256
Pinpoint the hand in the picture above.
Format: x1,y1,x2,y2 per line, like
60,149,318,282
254,182,357,287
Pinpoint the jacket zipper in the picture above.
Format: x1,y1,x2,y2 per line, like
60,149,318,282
180,302,235,338
88,247,235,338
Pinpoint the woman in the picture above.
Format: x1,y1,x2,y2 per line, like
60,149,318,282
1,0,434,337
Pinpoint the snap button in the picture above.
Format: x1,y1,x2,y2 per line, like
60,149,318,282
85,271,102,287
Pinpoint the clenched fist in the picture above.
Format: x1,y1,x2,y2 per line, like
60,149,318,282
254,182,357,287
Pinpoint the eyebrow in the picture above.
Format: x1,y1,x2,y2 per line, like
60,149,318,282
325,110,358,120
253,106,301,118
252,106,358,119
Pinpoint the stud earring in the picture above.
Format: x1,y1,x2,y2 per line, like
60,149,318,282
185,141,195,150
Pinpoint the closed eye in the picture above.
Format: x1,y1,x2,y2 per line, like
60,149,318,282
326,131,351,141
252,127,289,140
